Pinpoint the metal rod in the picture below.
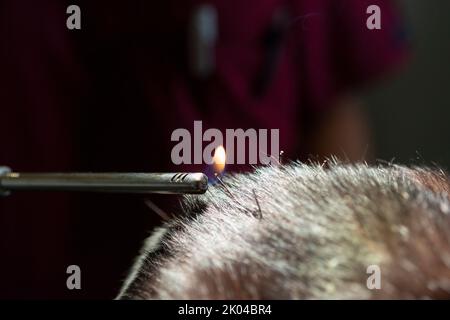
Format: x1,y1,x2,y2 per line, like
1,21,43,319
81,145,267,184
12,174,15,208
0,167,208,196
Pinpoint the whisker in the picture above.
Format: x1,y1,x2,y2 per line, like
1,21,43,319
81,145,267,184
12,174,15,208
144,199,171,221
215,173,236,200
252,189,263,219
258,150,283,166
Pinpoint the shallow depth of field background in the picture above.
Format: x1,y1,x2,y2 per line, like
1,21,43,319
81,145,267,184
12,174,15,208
365,0,450,168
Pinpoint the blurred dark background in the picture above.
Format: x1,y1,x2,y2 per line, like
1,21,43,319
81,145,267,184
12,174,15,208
0,0,449,299
364,0,450,168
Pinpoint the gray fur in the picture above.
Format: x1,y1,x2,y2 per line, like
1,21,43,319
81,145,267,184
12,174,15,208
118,162,450,299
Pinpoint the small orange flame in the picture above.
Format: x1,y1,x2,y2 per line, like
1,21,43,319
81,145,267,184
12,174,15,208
213,145,226,174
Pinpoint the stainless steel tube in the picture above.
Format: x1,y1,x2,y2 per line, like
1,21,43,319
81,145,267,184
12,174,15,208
0,168,208,195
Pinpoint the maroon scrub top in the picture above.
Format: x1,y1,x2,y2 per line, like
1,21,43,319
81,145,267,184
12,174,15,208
0,0,408,298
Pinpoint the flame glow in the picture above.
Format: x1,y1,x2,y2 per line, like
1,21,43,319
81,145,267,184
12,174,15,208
213,145,226,174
